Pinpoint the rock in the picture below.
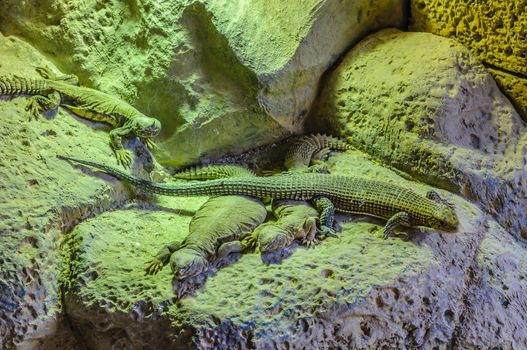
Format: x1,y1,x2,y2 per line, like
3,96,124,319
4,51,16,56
411,0,527,120
488,68,527,120
62,149,527,349
0,0,408,167
0,34,133,348
310,28,527,238
453,220,527,349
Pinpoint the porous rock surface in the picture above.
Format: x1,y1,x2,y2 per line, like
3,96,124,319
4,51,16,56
411,0,527,120
0,34,136,349
310,29,527,239
0,0,407,167
62,150,527,349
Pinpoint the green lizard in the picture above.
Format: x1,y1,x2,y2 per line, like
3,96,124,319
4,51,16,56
59,155,459,239
0,67,161,167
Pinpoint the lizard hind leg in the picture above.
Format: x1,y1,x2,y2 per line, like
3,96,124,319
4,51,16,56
25,91,61,120
36,66,79,85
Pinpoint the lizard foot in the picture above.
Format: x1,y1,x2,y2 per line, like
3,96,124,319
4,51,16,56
36,66,55,80
25,98,42,121
316,225,337,240
301,236,320,248
143,137,158,151
144,257,164,275
241,232,259,251
114,149,132,168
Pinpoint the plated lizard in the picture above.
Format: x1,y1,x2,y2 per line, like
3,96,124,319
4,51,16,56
0,67,161,167
59,155,459,238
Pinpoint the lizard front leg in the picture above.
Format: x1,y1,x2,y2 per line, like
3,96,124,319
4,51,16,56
110,125,134,167
25,91,61,120
299,217,320,248
381,211,410,239
144,241,182,275
312,196,340,239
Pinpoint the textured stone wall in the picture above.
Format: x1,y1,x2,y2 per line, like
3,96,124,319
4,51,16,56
310,29,527,238
0,0,407,167
411,0,527,120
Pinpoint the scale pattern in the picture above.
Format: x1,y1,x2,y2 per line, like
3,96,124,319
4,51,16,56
284,134,353,170
60,156,458,231
172,164,255,180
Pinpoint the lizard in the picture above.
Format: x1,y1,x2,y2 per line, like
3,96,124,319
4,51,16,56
145,164,266,279
241,200,321,253
240,134,351,252
0,66,161,167
144,194,267,281
59,155,460,239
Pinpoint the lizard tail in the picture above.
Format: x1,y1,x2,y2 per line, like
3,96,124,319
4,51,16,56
57,155,222,197
0,76,50,95
58,155,154,189
313,133,354,151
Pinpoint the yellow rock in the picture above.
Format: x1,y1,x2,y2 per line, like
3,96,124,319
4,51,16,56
411,0,527,120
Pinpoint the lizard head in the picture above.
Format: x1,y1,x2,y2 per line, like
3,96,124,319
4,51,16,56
430,205,459,232
132,115,162,138
169,248,207,280
258,225,292,253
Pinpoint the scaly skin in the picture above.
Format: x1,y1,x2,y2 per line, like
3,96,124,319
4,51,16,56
243,200,320,253
60,156,459,238
0,67,161,167
172,164,255,180
145,195,266,280
284,134,353,172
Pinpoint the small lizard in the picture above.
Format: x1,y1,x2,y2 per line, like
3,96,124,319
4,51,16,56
0,67,161,167
59,156,459,239
145,164,265,279
242,200,321,253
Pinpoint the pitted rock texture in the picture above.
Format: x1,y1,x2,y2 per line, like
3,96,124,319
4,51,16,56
0,34,137,349
63,149,504,349
310,29,527,239
488,68,527,121
411,0,527,121
0,0,407,167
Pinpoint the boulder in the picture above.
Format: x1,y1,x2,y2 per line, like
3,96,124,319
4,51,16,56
63,149,512,349
310,29,527,238
0,34,134,349
411,0,527,121
0,0,408,167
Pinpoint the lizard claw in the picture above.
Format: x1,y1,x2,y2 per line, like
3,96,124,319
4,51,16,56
25,99,42,121
301,237,320,248
143,138,158,151
144,258,164,275
241,233,258,250
316,225,337,240
115,149,132,168
382,228,394,240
